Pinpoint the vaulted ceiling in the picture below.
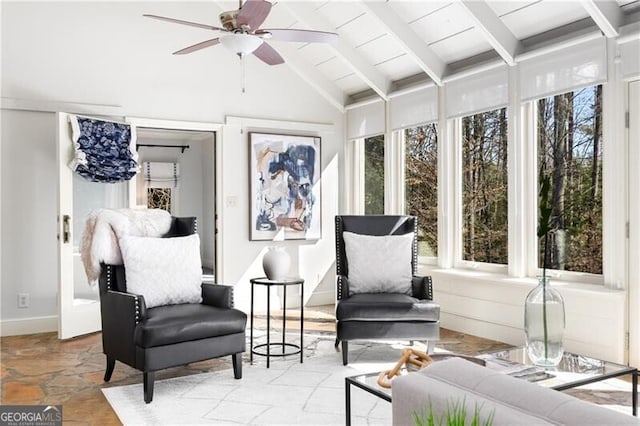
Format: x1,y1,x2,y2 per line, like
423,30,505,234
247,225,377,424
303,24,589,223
202,0,640,111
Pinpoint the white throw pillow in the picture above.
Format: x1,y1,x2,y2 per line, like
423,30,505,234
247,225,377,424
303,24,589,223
120,234,203,308
342,231,414,295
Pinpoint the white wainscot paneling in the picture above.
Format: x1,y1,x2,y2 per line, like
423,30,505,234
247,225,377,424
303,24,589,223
423,267,627,363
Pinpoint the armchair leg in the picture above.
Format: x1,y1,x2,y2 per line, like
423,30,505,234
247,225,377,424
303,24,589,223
427,340,436,354
342,341,349,366
232,352,242,379
104,356,115,382
143,371,154,404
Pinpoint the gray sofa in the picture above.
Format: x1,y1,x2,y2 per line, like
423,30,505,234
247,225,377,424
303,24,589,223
392,357,638,425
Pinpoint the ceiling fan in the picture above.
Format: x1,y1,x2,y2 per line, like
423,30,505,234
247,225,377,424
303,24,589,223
144,0,338,66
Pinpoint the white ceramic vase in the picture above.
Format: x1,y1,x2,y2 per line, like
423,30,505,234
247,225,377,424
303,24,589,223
262,246,291,281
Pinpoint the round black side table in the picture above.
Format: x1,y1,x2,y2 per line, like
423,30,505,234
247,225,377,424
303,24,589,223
249,277,304,368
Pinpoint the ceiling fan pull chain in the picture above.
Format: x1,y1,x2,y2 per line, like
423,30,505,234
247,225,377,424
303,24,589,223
241,54,246,94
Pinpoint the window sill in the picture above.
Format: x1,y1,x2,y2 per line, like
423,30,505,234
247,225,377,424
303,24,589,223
417,265,622,294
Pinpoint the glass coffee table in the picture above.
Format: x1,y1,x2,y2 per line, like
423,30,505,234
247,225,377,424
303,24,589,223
345,348,638,425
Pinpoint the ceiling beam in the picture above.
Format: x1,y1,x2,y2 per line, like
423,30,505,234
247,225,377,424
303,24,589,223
459,0,520,66
210,1,346,111
581,0,623,38
360,1,445,86
280,2,391,100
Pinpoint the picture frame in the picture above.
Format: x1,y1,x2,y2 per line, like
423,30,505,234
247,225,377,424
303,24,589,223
249,132,322,241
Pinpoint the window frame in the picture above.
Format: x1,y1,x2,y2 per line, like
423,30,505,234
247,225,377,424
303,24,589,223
527,89,605,285
453,109,510,274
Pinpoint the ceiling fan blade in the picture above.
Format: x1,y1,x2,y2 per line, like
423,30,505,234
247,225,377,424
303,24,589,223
252,42,284,65
237,0,272,30
144,14,226,32
256,28,338,44
173,38,220,55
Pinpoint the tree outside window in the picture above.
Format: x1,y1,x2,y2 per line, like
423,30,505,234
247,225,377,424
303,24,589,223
405,124,438,257
462,108,509,264
364,135,385,214
537,85,603,274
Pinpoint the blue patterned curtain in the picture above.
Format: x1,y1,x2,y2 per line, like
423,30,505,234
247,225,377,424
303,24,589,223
69,115,138,183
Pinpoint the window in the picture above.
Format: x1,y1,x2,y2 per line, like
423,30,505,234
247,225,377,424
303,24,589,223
461,108,508,264
364,135,384,214
537,85,603,275
405,124,438,257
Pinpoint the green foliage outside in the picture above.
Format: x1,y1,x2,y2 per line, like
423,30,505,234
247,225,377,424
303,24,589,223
413,398,495,426
364,134,385,215
537,85,603,274
405,124,438,257
462,107,509,264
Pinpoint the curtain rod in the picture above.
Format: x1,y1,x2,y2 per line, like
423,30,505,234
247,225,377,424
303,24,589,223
136,144,190,153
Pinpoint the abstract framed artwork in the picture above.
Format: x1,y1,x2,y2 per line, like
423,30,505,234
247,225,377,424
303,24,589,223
250,132,321,241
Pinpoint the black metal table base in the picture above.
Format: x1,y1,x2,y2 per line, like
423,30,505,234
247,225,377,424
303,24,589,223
250,277,304,368
252,342,302,358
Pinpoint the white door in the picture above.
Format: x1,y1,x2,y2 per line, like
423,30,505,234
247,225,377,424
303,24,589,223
57,112,134,339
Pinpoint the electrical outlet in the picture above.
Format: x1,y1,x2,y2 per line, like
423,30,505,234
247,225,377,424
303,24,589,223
18,293,29,309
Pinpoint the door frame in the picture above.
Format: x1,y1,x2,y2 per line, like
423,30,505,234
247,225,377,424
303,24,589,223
57,114,223,339
57,112,137,339
627,80,640,367
125,117,224,282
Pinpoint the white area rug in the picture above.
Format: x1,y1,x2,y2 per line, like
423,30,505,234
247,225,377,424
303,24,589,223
102,345,402,425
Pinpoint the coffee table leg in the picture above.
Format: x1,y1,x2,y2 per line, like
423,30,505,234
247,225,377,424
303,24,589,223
345,378,351,426
633,371,638,416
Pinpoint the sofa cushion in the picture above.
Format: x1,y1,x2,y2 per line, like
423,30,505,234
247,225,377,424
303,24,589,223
343,231,413,295
392,370,555,425
135,303,247,348
336,293,439,322
392,357,639,426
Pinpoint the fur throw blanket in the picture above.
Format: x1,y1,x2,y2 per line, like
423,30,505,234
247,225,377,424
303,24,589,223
80,208,172,287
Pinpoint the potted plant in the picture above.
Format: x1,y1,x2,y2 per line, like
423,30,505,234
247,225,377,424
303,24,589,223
413,398,494,426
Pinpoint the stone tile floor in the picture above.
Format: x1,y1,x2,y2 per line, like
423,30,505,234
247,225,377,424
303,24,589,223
0,305,635,425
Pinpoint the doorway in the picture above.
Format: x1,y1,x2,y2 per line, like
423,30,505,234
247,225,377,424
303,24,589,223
58,114,221,339
135,128,217,280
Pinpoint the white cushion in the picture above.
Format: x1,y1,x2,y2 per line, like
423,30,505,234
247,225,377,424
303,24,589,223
120,234,203,308
343,231,414,295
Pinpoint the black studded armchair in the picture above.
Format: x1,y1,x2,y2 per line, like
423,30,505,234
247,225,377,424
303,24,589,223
98,217,246,403
334,215,440,365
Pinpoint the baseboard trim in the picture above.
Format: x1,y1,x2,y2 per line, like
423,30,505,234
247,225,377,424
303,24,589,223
0,316,58,337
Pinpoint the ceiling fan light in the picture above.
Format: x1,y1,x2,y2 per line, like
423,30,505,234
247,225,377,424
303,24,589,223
220,33,263,54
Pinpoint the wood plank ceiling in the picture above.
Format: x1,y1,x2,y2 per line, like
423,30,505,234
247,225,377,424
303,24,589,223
219,1,640,110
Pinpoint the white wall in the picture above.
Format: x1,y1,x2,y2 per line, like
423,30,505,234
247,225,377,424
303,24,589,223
220,117,339,313
1,111,59,324
0,2,343,333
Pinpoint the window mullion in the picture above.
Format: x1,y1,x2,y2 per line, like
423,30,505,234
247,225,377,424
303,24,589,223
451,117,463,268
439,86,455,268
524,102,539,277
508,65,526,277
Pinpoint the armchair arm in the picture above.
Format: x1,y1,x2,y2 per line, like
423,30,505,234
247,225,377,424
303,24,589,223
412,275,434,300
336,275,349,300
202,283,234,308
100,289,145,366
